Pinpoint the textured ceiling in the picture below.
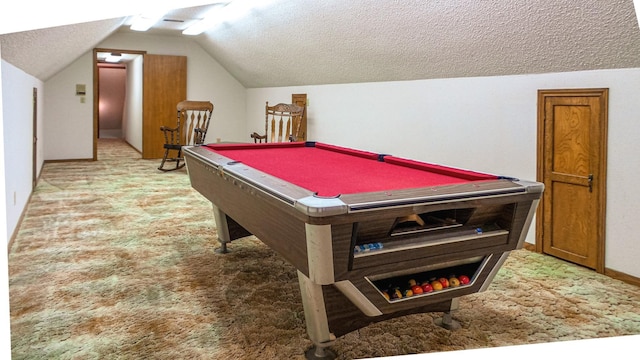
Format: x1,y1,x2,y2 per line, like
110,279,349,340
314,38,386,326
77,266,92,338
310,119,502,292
0,19,125,79
198,0,640,87
1,0,640,86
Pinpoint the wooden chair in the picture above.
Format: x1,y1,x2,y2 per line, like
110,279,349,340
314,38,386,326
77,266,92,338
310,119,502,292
250,102,305,143
158,100,213,171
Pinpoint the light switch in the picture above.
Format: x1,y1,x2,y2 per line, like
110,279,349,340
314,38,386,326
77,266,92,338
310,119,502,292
76,84,86,96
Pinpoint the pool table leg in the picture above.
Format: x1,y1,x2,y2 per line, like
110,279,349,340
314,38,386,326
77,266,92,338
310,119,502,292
433,297,461,330
298,270,337,360
212,205,230,253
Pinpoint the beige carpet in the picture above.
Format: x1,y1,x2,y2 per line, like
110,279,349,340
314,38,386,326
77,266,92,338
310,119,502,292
8,138,640,359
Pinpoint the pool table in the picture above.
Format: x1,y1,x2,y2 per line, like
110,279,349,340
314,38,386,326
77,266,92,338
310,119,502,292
183,141,543,359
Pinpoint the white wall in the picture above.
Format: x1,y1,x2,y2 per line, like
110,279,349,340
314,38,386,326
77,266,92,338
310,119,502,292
44,52,94,160
0,45,14,360
98,32,247,144
2,60,44,238
123,55,143,152
1,43,639,360
7,32,640,280
247,68,640,278
43,32,247,160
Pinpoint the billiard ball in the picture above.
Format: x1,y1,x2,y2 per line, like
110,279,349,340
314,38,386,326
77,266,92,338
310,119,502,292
431,280,443,291
391,288,403,299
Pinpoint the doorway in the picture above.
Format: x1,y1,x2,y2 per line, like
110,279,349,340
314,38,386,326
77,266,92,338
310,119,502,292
93,48,146,160
536,88,608,273
93,49,187,161
98,63,127,139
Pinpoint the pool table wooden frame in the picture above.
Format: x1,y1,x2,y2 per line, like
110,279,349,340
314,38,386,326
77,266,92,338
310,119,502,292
183,142,543,359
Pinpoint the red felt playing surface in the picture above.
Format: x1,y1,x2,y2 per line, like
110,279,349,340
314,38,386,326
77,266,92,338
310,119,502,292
204,143,497,197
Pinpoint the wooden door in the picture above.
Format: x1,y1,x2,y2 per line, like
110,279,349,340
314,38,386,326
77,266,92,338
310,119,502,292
292,93,308,141
32,87,38,187
537,89,608,272
142,54,187,159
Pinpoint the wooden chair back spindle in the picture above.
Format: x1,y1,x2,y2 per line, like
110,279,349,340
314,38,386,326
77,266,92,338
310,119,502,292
251,102,305,143
158,100,213,171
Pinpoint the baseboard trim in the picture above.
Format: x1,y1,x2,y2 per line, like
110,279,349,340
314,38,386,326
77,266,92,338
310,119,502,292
44,158,93,163
7,191,33,253
605,267,640,287
521,243,640,287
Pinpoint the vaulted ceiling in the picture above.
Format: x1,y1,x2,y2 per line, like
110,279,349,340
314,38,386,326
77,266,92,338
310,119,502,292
1,0,640,88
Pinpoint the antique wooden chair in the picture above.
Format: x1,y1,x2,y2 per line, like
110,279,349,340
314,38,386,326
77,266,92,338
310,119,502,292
250,102,305,143
158,100,213,171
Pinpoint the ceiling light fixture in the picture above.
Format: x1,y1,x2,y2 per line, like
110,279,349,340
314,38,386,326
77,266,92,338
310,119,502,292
105,53,122,63
182,0,272,36
182,2,230,35
181,15,221,35
130,8,172,31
